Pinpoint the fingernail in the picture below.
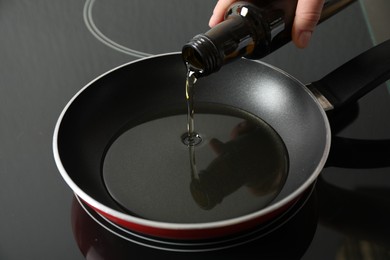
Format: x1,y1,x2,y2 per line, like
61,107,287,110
298,31,312,48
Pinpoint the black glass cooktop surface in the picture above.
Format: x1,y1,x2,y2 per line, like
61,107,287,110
0,1,389,259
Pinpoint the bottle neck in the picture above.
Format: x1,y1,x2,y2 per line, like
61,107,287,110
182,34,222,77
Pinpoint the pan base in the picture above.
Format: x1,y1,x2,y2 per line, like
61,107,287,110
74,184,316,252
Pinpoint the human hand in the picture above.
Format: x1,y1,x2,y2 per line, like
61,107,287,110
208,0,325,48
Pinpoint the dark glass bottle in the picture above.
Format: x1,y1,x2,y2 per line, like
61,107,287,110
182,0,355,76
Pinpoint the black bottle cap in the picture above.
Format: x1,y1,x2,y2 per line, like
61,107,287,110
182,34,222,77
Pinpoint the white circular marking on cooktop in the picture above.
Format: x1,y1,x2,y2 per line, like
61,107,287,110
83,0,152,58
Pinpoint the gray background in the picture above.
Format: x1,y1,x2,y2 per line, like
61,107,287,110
0,0,389,259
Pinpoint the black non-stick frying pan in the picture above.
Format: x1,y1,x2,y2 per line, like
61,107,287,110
53,39,390,240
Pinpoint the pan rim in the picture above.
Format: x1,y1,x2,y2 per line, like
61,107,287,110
53,52,331,232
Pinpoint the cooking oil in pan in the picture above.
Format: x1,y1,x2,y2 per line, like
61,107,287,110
102,104,289,224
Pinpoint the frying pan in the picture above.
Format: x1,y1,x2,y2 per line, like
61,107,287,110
53,39,390,240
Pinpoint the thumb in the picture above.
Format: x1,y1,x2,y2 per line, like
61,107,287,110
292,0,325,48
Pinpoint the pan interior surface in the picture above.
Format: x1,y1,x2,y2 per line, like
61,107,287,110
56,53,329,226
102,104,289,223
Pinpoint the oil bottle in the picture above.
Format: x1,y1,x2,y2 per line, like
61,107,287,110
182,0,355,76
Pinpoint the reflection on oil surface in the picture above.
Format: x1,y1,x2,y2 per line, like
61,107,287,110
103,107,288,223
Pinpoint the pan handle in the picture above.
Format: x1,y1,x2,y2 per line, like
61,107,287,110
308,39,390,111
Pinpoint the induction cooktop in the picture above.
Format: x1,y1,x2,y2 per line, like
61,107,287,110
0,1,389,259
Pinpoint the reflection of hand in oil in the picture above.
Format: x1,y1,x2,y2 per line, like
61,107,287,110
190,120,288,210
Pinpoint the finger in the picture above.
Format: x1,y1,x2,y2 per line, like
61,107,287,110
230,121,255,139
209,138,225,155
209,0,237,27
292,0,325,48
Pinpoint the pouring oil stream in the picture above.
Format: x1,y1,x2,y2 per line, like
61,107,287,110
185,66,196,139
184,65,203,180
